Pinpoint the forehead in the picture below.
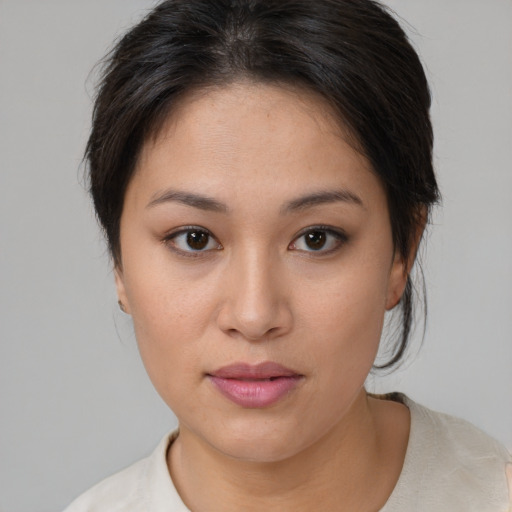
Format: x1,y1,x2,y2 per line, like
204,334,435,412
130,81,382,209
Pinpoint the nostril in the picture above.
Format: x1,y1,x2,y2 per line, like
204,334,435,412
224,326,278,342
215,285,293,340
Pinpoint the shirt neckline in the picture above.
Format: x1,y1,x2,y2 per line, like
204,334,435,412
145,393,426,512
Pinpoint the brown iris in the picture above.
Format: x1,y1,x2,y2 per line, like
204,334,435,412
305,231,327,250
186,231,209,250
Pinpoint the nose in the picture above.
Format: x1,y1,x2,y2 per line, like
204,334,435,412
216,249,293,341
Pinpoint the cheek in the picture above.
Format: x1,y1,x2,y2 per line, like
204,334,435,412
120,250,217,395
295,259,390,375
122,232,213,334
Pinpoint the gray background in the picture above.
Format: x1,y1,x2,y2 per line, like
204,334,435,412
0,1,510,511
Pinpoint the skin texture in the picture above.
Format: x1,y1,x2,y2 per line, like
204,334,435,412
115,82,412,511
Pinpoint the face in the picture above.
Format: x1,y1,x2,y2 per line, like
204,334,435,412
116,82,408,462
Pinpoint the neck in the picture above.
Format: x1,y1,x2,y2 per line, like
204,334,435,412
168,390,409,512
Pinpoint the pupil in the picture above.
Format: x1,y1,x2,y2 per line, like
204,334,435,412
306,231,326,250
187,231,209,250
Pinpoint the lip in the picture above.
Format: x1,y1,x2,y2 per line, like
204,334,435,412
207,362,304,408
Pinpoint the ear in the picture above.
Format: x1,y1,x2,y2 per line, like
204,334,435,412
385,251,409,311
386,209,427,311
114,266,131,315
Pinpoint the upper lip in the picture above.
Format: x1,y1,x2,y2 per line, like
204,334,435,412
208,362,301,380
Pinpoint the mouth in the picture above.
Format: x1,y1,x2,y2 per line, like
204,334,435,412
207,362,304,408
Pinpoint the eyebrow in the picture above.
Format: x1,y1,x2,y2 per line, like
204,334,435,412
146,190,229,213
146,188,364,214
281,189,364,214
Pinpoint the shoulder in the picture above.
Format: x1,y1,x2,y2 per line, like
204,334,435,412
63,431,186,512
385,395,512,512
407,396,511,470
406,398,510,461
63,457,148,512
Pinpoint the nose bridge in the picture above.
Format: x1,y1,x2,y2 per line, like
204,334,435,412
219,243,291,340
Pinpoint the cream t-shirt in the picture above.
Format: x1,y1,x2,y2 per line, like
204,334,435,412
64,396,512,511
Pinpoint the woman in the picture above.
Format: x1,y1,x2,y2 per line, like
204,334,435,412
65,0,511,510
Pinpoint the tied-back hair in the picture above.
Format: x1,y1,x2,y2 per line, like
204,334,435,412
86,0,440,369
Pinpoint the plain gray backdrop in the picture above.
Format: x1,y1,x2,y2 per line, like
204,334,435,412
1,1,511,511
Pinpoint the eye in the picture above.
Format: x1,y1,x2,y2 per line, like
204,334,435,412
164,227,222,254
289,227,347,254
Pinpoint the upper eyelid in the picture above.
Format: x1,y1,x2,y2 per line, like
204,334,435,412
162,226,222,253
163,225,346,240
292,225,347,239
288,226,348,254
162,225,347,251
164,225,214,238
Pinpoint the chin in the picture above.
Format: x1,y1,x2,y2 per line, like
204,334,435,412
200,416,314,464
218,437,303,464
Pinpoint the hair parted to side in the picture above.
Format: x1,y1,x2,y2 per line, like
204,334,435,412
86,0,440,369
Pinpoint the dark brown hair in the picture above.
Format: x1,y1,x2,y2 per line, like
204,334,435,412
86,0,440,368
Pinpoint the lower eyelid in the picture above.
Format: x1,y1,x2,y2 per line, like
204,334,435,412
162,227,222,253
162,226,346,255
290,229,348,252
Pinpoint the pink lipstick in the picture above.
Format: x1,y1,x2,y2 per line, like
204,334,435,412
208,362,303,408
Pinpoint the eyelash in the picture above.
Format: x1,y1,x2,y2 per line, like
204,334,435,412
163,226,222,258
288,225,349,255
162,225,348,258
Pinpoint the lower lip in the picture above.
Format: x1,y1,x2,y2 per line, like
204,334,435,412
208,376,302,408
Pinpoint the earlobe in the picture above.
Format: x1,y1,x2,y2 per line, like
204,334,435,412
114,267,131,315
386,252,408,311
386,210,427,311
